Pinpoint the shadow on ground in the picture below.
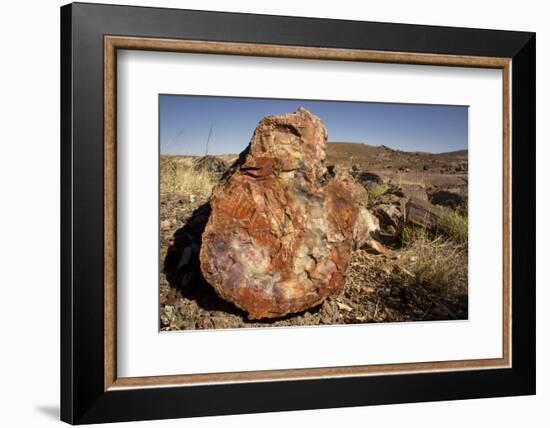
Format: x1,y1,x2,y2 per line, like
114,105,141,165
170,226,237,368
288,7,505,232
163,202,243,315
35,405,59,420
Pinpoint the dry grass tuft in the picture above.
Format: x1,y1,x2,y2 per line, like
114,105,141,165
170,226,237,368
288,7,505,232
438,209,468,244
401,224,430,244
396,229,468,299
160,158,216,198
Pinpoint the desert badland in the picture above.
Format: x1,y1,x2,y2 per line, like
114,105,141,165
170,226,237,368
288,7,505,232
159,109,468,331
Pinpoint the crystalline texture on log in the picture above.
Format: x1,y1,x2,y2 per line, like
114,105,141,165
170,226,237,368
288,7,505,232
200,108,370,319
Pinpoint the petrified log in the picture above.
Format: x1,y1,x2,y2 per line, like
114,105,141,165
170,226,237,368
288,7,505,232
200,108,373,319
405,198,442,230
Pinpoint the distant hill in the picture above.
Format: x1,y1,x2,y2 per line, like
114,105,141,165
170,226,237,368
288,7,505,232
437,149,468,159
326,142,468,171
161,142,468,175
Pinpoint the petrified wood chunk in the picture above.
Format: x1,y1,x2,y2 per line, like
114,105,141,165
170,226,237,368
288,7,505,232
200,108,370,319
405,198,442,230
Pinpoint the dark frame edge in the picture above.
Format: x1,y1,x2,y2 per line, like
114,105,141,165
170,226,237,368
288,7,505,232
510,32,536,395
61,3,74,425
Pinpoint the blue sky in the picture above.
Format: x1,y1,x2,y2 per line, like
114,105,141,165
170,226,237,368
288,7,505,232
159,95,468,155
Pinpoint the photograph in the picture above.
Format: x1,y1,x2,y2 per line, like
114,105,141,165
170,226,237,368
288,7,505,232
159,95,469,330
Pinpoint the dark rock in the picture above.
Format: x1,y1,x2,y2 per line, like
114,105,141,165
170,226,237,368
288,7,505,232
428,190,466,210
387,187,405,198
355,171,383,186
193,155,227,177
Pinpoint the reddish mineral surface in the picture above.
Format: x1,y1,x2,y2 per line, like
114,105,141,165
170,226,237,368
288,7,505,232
200,108,372,319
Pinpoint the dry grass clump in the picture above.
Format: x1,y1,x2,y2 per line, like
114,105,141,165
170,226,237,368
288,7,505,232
160,158,216,197
401,224,430,244
438,209,468,244
397,226,467,299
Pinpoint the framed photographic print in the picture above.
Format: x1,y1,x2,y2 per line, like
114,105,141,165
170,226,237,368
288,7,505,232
60,2,536,424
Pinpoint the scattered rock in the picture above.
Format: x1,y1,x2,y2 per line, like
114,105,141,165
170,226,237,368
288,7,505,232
354,171,383,186
372,203,403,231
362,238,389,255
455,162,467,172
336,301,353,312
200,108,375,319
354,207,381,248
161,305,175,326
354,207,388,254
428,189,466,211
193,155,227,177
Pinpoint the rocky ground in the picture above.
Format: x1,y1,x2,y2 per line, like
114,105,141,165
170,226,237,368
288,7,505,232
327,142,468,212
160,143,468,331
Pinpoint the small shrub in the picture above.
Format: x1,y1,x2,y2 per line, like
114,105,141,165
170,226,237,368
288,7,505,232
367,183,388,203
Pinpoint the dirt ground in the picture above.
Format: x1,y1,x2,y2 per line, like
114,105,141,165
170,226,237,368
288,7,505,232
159,143,468,331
